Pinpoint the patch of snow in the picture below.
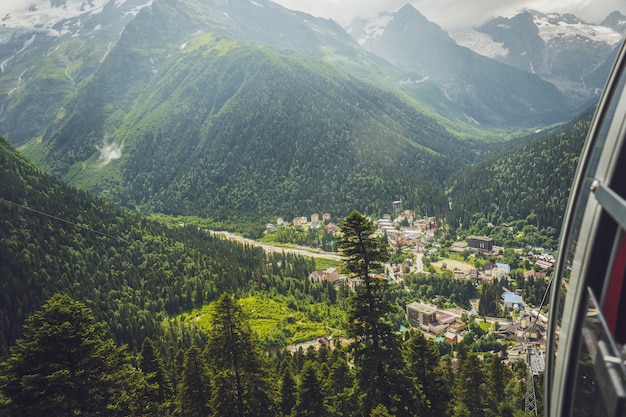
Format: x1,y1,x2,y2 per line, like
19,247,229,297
99,41,112,63
533,14,623,45
0,33,36,73
1,0,152,33
181,41,188,50
0,0,108,30
250,0,263,7
449,29,508,60
7,69,27,95
464,114,480,125
357,14,394,46
123,0,152,18
400,76,429,84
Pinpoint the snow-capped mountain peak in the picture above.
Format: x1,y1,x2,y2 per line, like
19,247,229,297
447,9,624,100
0,0,152,34
2,0,108,30
530,10,622,45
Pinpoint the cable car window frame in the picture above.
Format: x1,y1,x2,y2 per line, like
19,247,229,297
546,38,626,417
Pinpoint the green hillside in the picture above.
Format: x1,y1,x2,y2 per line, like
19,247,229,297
0,136,329,357
448,107,593,231
25,28,469,221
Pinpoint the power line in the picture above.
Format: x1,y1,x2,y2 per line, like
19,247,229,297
0,196,125,242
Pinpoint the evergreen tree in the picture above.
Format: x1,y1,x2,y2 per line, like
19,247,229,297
323,355,357,417
488,355,507,405
291,361,329,417
338,211,412,417
0,294,136,417
178,345,211,417
280,368,297,416
404,330,450,417
139,337,173,413
205,293,277,417
370,404,395,417
453,355,489,417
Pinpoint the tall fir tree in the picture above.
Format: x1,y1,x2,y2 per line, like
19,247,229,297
0,294,136,417
403,330,451,417
291,361,330,417
280,368,297,416
139,337,173,413
452,354,489,417
205,293,277,417
338,211,413,417
178,345,211,417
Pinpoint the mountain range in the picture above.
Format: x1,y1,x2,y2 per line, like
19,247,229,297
0,0,620,223
449,9,626,100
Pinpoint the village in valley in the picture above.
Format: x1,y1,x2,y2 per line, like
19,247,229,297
263,200,552,371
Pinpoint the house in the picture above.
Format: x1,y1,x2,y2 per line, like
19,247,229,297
392,200,403,212
276,217,284,226
450,241,469,253
322,213,331,221
325,223,339,233
322,267,340,284
266,223,276,233
535,259,554,269
503,292,523,310
406,302,438,329
293,217,302,227
495,263,511,274
311,213,320,223
445,330,460,343
308,270,324,282
467,236,494,252
310,268,341,284
300,216,308,224
526,271,547,280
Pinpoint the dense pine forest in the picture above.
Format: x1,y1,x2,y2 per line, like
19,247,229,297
0,205,536,417
448,107,593,230
0,136,543,416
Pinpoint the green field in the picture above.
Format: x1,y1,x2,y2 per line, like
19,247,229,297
179,294,346,349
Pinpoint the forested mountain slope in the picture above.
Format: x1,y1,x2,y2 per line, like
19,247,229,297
448,107,594,231
0,136,318,357
25,16,469,220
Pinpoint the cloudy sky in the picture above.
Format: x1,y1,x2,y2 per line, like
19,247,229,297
272,0,626,29
1,0,624,30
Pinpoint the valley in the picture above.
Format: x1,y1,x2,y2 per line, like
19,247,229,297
0,0,624,416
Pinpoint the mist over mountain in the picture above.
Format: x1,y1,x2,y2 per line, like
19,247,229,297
346,4,575,126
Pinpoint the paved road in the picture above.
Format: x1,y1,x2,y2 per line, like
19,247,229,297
211,231,343,261
414,252,424,273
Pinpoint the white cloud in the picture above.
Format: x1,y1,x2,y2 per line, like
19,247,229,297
0,1,45,17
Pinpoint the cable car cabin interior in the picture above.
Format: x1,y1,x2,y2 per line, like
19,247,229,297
546,38,626,416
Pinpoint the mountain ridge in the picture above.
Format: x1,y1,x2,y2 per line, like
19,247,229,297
451,9,624,100
346,4,574,126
